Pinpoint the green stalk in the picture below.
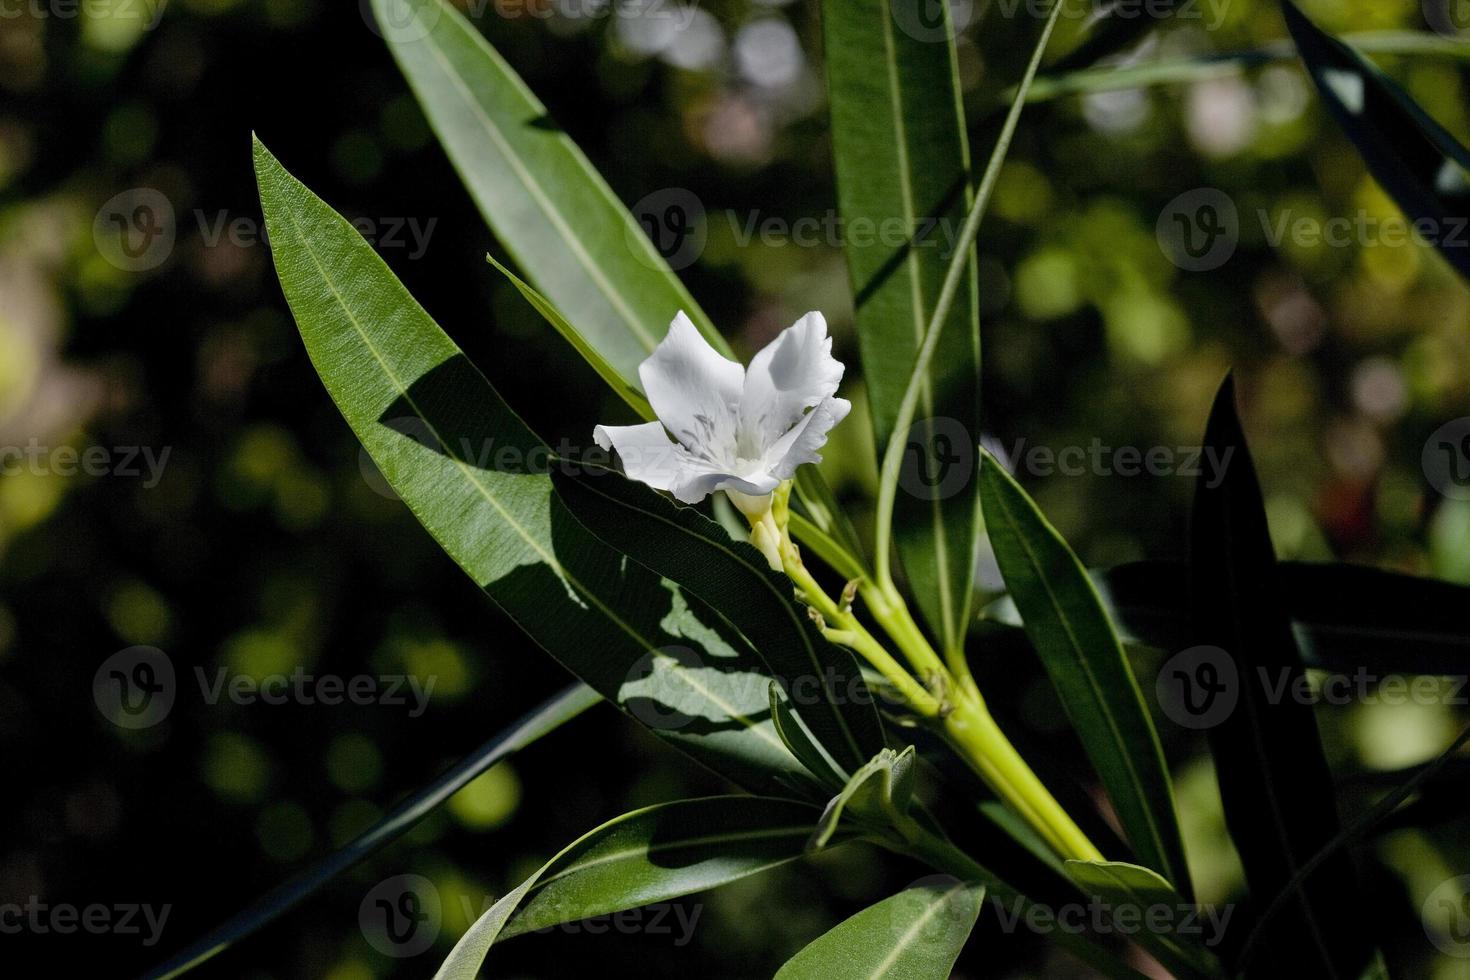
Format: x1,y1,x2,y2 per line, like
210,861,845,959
943,695,1103,863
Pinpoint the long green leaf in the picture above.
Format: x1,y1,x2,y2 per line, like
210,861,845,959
1064,860,1221,980
774,878,986,980
370,0,726,374
1187,374,1373,977
254,137,803,797
436,796,830,978
144,683,599,979
1281,0,1470,281
824,0,980,656
987,559,1470,676
373,0,859,579
551,463,885,774
485,254,652,419
978,453,1190,898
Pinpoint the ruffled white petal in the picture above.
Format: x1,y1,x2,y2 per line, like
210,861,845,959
740,312,845,447
764,395,852,481
638,312,744,461
599,310,850,504
593,421,684,493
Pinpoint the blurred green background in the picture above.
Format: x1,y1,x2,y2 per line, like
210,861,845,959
2,0,1469,976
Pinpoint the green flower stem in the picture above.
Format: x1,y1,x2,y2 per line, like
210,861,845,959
740,482,1101,864
778,536,942,719
943,694,1104,863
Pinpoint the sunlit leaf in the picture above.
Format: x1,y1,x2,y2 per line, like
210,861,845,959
254,137,802,797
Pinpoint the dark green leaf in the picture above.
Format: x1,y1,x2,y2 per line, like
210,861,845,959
809,746,917,851
774,878,985,980
771,682,849,792
824,0,980,656
1063,860,1220,980
145,684,599,979
438,796,830,978
254,137,802,797
1187,373,1374,977
551,465,885,774
986,559,1470,676
979,453,1190,897
370,0,727,382
1281,0,1470,281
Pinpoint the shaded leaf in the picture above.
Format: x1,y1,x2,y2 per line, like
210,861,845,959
437,797,830,978
1187,374,1373,977
824,0,980,655
1282,0,1470,281
551,464,885,775
809,746,917,851
984,559,1470,676
1064,860,1221,980
145,684,599,979
254,137,802,796
979,453,1190,897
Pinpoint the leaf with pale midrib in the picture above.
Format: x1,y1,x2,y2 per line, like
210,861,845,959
254,135,803,797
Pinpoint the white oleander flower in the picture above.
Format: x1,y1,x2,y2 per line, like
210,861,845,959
594,310,851,513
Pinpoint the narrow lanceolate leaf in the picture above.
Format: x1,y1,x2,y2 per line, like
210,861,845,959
552,465,885,775
978,454,1190,898
774,879,985,980
436,796,829,979
372,0,850,570
770,682,848,793
808,746,917,852
824,0,980,656
1188,374,1373,978
370,0,725,378
1064,861,1220,980
144,684,599,980
485,254,652,420
985,559,1470,676
1282,0,1470,281
254,137,803,797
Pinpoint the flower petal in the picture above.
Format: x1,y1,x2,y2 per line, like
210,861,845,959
765,395,852,480
638,312,744,460
670,467,781,506
593,421,685,493
740,312,845,450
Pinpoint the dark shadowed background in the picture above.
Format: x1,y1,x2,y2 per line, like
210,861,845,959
3,0,1469,976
